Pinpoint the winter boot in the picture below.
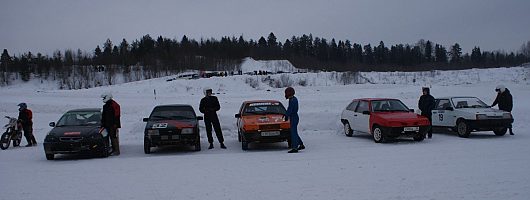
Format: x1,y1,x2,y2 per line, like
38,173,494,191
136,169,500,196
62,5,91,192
208,143,214,149
111,139,120,156
220,143,227,149
509,128,514,135
288,148,299,153
30,135,37,146
297,144,305,150
25,143,33,147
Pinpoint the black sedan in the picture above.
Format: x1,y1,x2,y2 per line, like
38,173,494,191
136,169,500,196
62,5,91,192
143,104,202,154
44,108,110,160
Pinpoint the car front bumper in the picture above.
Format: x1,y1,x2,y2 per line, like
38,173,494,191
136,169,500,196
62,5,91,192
467,119,514,131
146,134,199,146
381,126,430,138
44,138,105,154
242,129,291,143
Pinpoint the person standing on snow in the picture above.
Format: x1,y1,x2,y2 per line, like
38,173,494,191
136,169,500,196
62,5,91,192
101,92,121,155
199,88,226,149
491,85,514,135
418,87,435,139
284,87,304,153
17,103,37,147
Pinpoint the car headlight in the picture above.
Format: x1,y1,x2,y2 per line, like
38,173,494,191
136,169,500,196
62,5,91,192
147,129,159,135
476,114,488,120
502,113,513,119
181,128,194,134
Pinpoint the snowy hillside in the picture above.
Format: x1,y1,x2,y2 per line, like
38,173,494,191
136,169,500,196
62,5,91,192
1,65,529,200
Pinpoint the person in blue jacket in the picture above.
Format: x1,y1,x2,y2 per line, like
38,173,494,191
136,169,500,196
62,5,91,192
284,87,305,153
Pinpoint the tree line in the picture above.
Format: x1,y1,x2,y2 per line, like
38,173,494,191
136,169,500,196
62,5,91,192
1,33,529,87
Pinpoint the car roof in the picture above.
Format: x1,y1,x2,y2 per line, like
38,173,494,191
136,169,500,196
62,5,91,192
242,100,281,104
67,108,101,112
155,104,193,108
436,96,478,99
352,98,399,101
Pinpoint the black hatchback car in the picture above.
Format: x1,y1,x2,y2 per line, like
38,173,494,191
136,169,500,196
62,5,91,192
44,108,109,160
143,104,203,154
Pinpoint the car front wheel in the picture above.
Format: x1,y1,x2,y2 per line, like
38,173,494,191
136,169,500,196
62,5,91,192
456,120,471,138
344,122,353,137
372,126,386,143
493,127,507,136
144,138,151,154
45,153,54,160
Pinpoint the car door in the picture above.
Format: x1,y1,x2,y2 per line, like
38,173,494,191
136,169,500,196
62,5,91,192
432,99,455,127
354,100,371,133
236,103,246,131
342,100,359,126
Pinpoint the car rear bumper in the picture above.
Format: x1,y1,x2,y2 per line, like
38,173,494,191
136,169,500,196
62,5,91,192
242,129,291,143
467,119,514,131
146,134,199,146
44,139,104,154
381,126,430,138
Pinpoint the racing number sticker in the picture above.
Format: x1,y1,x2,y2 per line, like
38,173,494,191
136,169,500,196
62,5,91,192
439,114,444,121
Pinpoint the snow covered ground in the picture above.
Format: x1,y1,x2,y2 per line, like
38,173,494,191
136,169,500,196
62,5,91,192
1,66,529,200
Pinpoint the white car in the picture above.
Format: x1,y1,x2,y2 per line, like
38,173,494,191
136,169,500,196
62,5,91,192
431,96,514,137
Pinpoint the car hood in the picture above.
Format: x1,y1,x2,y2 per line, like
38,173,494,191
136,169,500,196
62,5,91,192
242,114,286,124
375,112,425,121
146,120,197,129
48,126,101,137
457,108,507,114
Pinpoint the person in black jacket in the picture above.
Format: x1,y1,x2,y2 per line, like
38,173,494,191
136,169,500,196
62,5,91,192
418,87,435,139
17,103,37,147
101,92,121,155
491,85,514,135
199,88,225,149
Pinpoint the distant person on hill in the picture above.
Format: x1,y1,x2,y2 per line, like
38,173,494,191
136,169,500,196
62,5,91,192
418,87,435,139
17,103,37,147
284,87,305,153
491,85,514,135
199,88,226,149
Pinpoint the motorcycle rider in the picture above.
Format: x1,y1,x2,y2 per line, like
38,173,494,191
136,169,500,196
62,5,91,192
17,103,37,147
418,87,435,139
491,85,514,135
101,92,121,155
284,87,304,153
199,88,226,149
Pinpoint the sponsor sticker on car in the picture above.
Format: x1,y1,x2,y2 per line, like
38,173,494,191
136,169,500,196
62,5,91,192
64,132,81,136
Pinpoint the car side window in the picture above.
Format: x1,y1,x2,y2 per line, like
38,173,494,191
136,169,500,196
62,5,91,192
346,101,359,111
355,101,369,113
435,99,451,110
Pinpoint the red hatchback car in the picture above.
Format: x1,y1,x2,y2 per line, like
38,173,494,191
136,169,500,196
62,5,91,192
340,98,430,143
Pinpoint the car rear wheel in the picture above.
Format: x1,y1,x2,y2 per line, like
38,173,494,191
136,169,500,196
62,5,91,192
456,120,470,138
343,122,353,137
372,126,386,143
144,138,151,154
493,127,507,136
45,153,54,160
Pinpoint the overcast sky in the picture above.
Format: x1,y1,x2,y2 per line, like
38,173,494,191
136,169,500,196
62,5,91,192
1,0,529,55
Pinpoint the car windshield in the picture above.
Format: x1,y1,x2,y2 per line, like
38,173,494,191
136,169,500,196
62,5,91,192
371,100,410,112
243,102,286,115
56,111,101,126
150,106,196,120
452,97,489,108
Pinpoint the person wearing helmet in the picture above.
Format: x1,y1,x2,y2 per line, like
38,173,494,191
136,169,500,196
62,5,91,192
199,88,226,149
491,85,514,135
17,103,37,147
284,87,304,153
101,92,122,155
418,87,435,139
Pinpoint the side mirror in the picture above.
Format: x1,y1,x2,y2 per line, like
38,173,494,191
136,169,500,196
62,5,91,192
142,118,149,122
445,107,454,111
49,122,56,127
197,116,204,120
362,111,371,115
409,109,415,112
235,114,241,118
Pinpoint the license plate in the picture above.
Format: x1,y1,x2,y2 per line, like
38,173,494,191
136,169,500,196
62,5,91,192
261,131,280,136
171,135,180,140
161,135,169,140
404,127,420,132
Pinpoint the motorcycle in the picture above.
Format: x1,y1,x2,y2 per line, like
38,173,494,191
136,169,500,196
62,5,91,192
0,116,23,150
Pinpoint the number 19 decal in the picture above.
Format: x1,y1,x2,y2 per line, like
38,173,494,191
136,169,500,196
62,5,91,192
439,114,444,121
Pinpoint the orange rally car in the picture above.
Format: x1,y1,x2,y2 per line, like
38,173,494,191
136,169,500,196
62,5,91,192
235,100,291,150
